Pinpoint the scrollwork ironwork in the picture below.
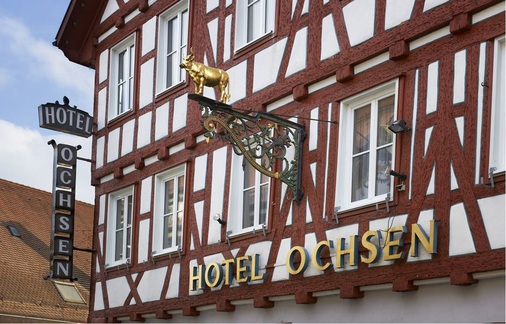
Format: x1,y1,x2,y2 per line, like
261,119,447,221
189,94,305,203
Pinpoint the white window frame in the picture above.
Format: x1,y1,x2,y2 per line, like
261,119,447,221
152,164,186,255
228,154,270,236
156,0,189,94
335,80,399,212
235,0,276,51
105,186,134,267
109,34,136,121
489,35,505,174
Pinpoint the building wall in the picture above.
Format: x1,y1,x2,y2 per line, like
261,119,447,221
83,0,505,322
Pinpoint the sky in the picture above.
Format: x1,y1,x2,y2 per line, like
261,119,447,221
0,1,95,204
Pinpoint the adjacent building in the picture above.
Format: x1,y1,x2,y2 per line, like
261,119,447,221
0,179,93,322
55,0,505,322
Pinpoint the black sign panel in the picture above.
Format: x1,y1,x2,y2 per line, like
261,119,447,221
55,213,74,234
57,144,78,166
56,167,76,189
53,259,73,279
55,190,75,211
54,236,73,257
38,100,92,138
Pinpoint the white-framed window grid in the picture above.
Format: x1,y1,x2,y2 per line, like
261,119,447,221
335,80,399,212
153,164,186,255
228,154,270,236
235,0,276,51
156,0,189,94
106,186,134,267
109,35,136,121
489,35,505,174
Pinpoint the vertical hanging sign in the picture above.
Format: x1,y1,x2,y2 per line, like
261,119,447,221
48,141,79,280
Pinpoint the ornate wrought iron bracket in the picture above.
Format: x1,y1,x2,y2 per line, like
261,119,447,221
189,94,306,203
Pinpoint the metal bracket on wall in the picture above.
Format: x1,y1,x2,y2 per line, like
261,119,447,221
189,94,306,203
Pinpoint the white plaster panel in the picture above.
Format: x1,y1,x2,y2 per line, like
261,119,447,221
321,14,340,61
354,52,389,74
472,2,505,24
137,111,152,149
207,0,219,12
106,276,131,308
142,17,156,56
98,231,104,256
267,94,292,112
98,50,109,83
139,58,154,109
407,209,435,262
107,128,120,163
367,215,408,267
410,27,450,51
169,143,185,155
101,0,119,22
173,93,188,132
123,164,135,175
385,0,415,30
426,61,439,114
245,241,272,285
478,194,506,249
409,69,420,200
194,201,204,246
193,154,208,192
310,163,317,189
125,9,140,24
227,61,247,104
308,75,336,94
93,282,104,310
140,176,152,214
137,219,150,264
166,263,181,298
286,202,293,226
253,38,287,93
95,256,101,274
450,162,459,190
449,203,476,255
424,126,433,157
455,116,465,148
226,0,232,7
98,26,116,43
155,102,170,141
286,27,308,77
302,0,309,15
475,43,487,184
96,136,105,168
304,233,322,277
453,50,467,104
121,119,135,156
291,0,297,19
97,87,107,131
208,18,219,65
272,237,292,282
98,194,106,225
343,0,375,47
208,146,228,245
423,0,450,12
325,223,360,271
224,15,232,62
144,155,158,166
427,163,435,195
137,267,167,302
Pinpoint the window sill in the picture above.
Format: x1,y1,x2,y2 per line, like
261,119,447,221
155,81,187,103
233,31,274,58
107,109,134,127
151,247,183,261
335,194,395,217
227,224,269,241
105,258,131,270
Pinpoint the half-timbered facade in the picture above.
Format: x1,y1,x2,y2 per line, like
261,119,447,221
56,0,505,322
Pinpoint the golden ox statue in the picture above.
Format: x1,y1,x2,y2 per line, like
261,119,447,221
180,50,230,103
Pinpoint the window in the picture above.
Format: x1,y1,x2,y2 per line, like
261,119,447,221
335,80,399,211
153,164,186,255
156,0,189,94
228,154,270,235
106,186,134,267
109,35,135,120
489,35,505,174
235,0,276,50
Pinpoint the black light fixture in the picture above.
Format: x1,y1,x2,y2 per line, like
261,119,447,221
213,213,226,225
388,119,411,134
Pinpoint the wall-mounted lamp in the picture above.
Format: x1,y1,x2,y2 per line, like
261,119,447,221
213,213,226,225
388,119,411,134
